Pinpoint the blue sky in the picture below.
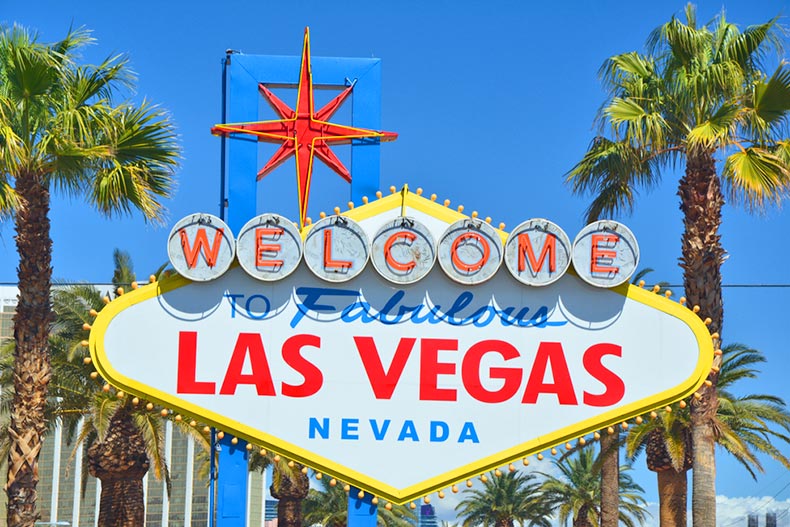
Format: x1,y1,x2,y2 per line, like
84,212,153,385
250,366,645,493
3,1,790,524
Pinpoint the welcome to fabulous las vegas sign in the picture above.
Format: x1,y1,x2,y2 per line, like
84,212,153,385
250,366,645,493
89,188,713,505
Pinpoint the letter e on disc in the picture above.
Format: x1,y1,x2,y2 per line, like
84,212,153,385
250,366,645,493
572,220,639,288
236,214,303,281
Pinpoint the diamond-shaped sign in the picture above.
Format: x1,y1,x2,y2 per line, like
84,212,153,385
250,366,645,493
90,189,713,504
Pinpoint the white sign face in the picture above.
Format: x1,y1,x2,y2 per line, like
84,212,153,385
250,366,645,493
93,192,710,505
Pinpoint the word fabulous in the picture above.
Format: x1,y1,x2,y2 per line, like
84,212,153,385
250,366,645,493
167,212,639,288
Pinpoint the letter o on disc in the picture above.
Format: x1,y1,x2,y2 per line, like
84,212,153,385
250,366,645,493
236,213,303,281
438,219,503,285
371,217,436,284
572,220,639,288
167,213,236,282
303,215,370,282
504,219,571,286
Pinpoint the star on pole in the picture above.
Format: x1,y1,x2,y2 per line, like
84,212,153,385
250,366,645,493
211,28,398,228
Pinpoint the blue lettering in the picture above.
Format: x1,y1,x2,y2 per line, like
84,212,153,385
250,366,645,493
444,292,475,325
244,294,270,320
309,417,329,439
225,293,244,318
341,301,375,323
471,306,497,327
341,418,359,440
397,420,419,442
370,419,391,440
377,291,406,324
291,287,360,328
403,303,442,324
267,286,567,329
499,306,526,327
430,421,449,442
458,422,480,443
526,306,550,328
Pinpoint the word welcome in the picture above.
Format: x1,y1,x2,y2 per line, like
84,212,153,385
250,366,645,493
167,213,639,288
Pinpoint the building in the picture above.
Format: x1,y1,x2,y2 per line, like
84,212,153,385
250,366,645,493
419,504,438,527
0,285,273,526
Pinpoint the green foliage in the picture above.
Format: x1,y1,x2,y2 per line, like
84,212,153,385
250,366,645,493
0,24,179,221
625,343,790,476
567,5,790,220
302,477,416,527
455,470,552,527
539,447,649,527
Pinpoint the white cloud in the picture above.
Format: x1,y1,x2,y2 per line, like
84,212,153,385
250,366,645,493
716,495,790,527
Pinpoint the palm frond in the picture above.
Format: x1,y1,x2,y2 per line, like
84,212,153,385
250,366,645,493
722,147,790,210
750,63,790,126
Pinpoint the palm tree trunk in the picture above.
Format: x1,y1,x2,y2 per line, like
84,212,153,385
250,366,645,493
573,503,594,527
88,407,150,527
599,430,619,527
271,465,309,527
658,469,688,527
678,151,723,527
7,171,53,527
96,479,146,527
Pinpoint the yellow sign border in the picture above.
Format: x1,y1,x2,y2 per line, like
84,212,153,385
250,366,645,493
90,188,713,505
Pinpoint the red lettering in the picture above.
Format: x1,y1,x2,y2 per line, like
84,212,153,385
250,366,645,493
176,331,216,394
384,231,417,272
355,336,416,399
323,229,352,270
420,338,458,401
518,233,556,273
180,227,224,268
281,334,323,398
219,333,275,396
255,227,284,268
451,232,490,273
583,343,624,406
591,234,619,274
462,340,522,403
522,342,578,405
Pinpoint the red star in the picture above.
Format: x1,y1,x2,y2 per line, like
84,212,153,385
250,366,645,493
211,28,398,227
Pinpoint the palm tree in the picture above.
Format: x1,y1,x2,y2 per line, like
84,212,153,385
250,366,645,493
455,470,552,527
48,251,207,526
248,448,311,527
0,25,178,526
303,476,416,527
625,343,790,527
625,407,692,527
566,6,790,526
539,446,648,527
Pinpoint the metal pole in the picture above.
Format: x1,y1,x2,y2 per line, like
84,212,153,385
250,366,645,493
219,51,232,221
209,428,217,527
